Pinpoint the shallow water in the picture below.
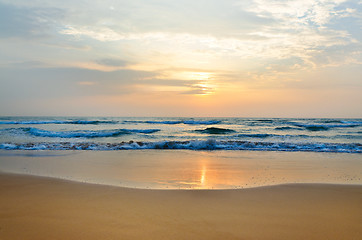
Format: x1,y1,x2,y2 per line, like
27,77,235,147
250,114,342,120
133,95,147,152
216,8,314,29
1,150,361,189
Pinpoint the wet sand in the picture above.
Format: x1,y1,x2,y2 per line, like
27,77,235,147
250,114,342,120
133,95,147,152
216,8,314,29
1,172,361,240
1,150,361,189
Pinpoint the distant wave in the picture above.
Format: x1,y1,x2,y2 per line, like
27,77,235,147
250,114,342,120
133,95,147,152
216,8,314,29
195,127,235,134
233,133,313,139
235,133,272,138
0,120,118,125
254,119,275,123
145,120,183,124
124,120,221,125
319,120,345,124
318,119,362,124
274,126,302,131
69,120,118,124
299,125,330,131
335,134,362,140
233,133,359,140
290,122,360,131
10,127,160,138
183,120,221,125
1,140,360,153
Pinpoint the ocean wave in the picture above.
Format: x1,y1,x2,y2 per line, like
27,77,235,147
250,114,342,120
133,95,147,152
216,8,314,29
0,120,118,125
128,129,161,134
334,135,362,140
123,120,221,125
11,127,160,138
302,125,330,131
195,127,235,134
234,133,359,140
145,120,183,124
254,119,275,123
290,123,360,131
319,119,362,124
183,120,221,125
234,133,311,139
235,133,272,138
0,140,360,153
69,120,118,124
274,126,302,131
319,119,344,124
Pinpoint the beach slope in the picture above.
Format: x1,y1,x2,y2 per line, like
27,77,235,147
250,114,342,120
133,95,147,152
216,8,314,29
0,173,361,240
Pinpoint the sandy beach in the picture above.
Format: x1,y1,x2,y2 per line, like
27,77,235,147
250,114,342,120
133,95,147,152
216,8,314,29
1,0,361,237
1,172,361,240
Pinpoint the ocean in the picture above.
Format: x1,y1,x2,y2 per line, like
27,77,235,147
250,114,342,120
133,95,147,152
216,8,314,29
0,117,361,153
0,116,361,189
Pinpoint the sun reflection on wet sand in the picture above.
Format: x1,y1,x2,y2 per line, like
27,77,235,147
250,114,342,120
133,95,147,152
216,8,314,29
194,157,249,189
200,164,207,186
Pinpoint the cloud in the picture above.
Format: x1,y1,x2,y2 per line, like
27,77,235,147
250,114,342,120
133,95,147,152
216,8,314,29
181,84,214,95
55,0,360,74
3,0,359,74
60,26,125,42
243,0,352,26
0,67,157,100
0,65,218,102
77,81,96,86
0,60,46,69
0,0,361,117
0,2,63,39
95,58,130,67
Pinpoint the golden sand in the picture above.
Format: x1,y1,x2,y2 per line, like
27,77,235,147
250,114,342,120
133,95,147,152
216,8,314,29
0,173,361,240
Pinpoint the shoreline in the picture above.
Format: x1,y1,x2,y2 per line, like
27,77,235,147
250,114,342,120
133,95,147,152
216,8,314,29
1,172,361,240
1,170,362,191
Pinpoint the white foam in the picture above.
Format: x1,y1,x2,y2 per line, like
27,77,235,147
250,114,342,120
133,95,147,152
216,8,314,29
1,140,360,153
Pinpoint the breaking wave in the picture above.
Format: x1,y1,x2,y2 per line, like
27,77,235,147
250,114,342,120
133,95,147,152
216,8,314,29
9,127,160,138
0,140,360,153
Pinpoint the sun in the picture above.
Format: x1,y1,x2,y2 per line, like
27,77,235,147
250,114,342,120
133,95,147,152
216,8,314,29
186,72,215,96
155,71,215,95
189,72,211,81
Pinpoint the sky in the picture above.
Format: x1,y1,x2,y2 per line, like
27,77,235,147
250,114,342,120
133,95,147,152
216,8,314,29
0,0,361,117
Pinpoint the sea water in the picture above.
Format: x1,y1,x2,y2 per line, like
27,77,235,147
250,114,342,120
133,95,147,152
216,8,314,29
0,117,361,153
0,117,361,188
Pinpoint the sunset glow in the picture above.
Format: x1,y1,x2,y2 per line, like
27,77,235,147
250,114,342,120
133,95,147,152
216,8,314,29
0,0,361,117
